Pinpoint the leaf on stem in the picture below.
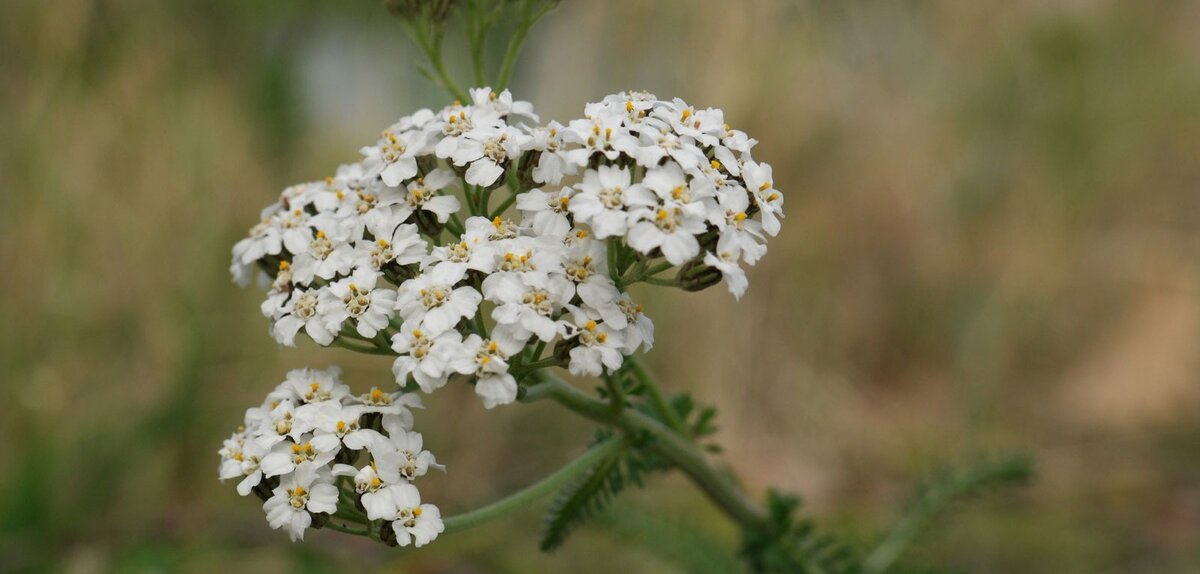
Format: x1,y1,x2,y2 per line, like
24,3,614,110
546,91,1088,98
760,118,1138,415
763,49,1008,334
539,436,632,551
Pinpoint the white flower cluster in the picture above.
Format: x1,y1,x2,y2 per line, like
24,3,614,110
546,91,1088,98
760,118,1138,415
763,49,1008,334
218,366,445,545
229,88,782,410
224,88,783,543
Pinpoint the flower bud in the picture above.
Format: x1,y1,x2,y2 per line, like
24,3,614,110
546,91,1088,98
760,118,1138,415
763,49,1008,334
676,259,723,292
415,209,446,237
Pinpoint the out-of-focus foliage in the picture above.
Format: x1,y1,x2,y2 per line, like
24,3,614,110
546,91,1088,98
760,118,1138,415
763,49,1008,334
3,0,1200,572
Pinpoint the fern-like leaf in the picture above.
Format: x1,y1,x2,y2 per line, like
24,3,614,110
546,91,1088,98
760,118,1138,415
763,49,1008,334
539,442,629,551
862,454,1033,574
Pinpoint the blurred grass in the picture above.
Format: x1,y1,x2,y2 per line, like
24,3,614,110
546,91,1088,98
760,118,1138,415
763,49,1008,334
3,0,1200,572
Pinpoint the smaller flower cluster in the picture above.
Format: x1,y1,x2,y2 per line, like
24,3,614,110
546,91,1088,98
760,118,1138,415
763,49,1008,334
218,366,445,546
525,91,783,298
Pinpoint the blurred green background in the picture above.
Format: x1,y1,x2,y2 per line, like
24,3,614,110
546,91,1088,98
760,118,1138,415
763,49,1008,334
4,0,1200,572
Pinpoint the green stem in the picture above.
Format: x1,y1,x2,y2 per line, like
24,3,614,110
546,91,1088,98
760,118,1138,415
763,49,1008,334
495,0,556,90
333,337,395,356
491,193,518,218
442,435,627,532
606,238,622,282
627,356,687,435
446,213,466,237
521,373,769,531
642,276,677,287
405,20,468,102
324,520,370,537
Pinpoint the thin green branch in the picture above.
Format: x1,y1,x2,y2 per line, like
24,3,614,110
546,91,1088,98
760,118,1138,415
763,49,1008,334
862,455,1032,574
521,373,769,531
443,435,627,533
323,520,370,537
495,0,557,91
403,18,467,102
627,356,687,435
333,337,395,356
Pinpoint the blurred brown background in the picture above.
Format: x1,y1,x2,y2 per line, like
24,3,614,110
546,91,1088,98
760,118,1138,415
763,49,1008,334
3,0,1200,572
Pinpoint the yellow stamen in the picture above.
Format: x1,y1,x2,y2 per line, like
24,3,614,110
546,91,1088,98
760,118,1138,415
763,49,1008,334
584,320,598,331
625,100,634,112
279,260,290,271
734,212,748,221
711,160,721,170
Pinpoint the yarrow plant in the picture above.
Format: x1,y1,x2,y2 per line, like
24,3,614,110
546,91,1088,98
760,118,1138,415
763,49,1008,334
221,2,1031,571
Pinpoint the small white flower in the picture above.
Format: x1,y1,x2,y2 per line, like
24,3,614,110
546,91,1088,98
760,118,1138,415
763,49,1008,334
388,483,444,548
355,219,427,271
260,434,339,478
516,187,575,239
230,207,311,285
379,168,462,224
527,122,576,185
563,311,625,377
741,159,784,237
253,398,300,448
568,165,655,239
469,86,537,121
450,123,530,187
290,219,355,285
615,293,655,353
482,271,574,343
272,287,336,346
361,127,428,187
395,265,482,334
301,403,375,452
458,335,522,408
391,323,467,393
629,123,708,171
278,365,350,405
426,215,498,277
218,431,270,496
355,387,424,427
626,204,707,265
562,114,639,165
262,463,339,542
704,250,750,299
319,268,397,339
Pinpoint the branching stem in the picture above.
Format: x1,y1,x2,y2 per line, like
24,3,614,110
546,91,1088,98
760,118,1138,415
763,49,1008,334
442,435,627,532
522,373,769,532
